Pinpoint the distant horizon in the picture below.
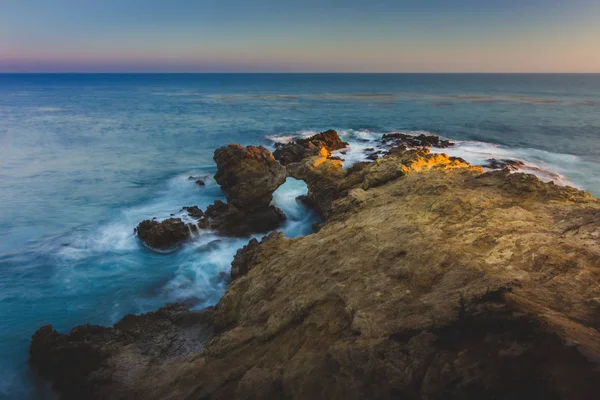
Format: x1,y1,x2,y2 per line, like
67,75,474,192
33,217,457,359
3,1,600,73
2,71,600,75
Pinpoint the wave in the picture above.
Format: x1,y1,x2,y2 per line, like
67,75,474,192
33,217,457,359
39,167,318,313
36,107,66,112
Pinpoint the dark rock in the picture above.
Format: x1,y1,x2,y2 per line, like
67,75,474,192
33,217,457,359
205,200,285,237
136,218,192,250
180,206,205,219
230,232,284,282
29,304,214,399
483,158,526,171
273,129,348,165
214,144,287,212
381,132,454,149
188,176,207,186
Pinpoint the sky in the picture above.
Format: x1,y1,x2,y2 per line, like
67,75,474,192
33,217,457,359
1,0,600,73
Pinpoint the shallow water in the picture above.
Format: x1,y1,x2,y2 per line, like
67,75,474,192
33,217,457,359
1,73,599,398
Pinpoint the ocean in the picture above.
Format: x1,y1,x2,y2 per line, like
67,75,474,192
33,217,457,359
1,73,599,398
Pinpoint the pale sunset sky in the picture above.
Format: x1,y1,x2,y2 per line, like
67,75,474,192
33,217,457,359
1,0,600,72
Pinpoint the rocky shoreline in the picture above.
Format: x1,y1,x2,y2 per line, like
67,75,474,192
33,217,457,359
30,130,600,399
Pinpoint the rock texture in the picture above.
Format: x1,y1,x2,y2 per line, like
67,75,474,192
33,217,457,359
214,144,286,212
32,140,600,399
381,132,454,150
273,129,348,165
30,304,214,400
483,158,526,171
135,218,193,251
137,145,288,249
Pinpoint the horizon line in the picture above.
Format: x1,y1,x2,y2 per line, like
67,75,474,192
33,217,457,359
2,71,600,75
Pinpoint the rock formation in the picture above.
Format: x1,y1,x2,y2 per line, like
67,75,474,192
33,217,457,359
32,136,600,399
213,144,286,212
135,218,194,251
273,129,348,165
30,304,214,399
136,145,287,249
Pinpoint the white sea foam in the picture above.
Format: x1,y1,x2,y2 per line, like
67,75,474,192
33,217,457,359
440,140,575,186
36,107,65,112
266,135,295,144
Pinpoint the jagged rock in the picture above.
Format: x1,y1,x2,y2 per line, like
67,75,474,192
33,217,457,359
136,218,192,250
381,132,454,149
30,304,214,399
273,129,348,165
214,144,287,213
483,158,526,171
230,232,285,282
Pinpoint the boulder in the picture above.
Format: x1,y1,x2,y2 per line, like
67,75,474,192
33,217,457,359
214,144,287,212
273,129,348,165
136,218,192,251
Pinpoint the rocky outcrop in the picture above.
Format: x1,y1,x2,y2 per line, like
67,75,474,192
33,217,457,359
273,129,348,165
230,232,285,282
30,304,214,400
32,141,600,399
135,218,193,251
137,145,288,249
381,132,454,149
214,144,286,212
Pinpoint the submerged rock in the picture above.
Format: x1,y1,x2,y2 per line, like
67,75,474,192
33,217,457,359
483,158,526,171
188,175,207,186
273,129,348,165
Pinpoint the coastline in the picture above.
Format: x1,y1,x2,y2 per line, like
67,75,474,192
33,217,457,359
29,131,600,399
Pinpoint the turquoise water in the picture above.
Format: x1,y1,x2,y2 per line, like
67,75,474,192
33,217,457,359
1,73,599,398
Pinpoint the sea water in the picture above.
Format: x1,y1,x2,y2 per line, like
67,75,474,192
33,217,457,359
0,73,599,398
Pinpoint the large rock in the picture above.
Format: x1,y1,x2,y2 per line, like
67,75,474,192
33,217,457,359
136,218,192,251
274,129,348,165
214,144,287,213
